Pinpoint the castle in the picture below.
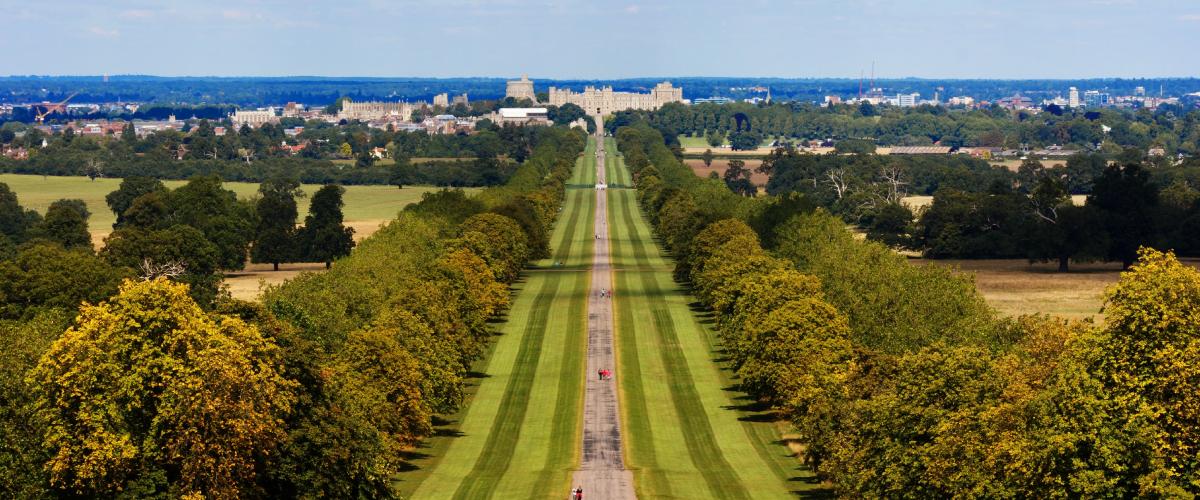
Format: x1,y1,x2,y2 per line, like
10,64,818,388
505,75,684,115
338,101,418,121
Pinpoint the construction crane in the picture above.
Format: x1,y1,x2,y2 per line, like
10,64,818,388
33,92,78,123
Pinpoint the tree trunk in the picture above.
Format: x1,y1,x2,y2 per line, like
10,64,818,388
1058,255,1069,273
273,262,279,271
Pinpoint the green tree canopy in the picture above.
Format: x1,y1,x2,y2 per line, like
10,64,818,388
298,184,355,268
30,278,295,499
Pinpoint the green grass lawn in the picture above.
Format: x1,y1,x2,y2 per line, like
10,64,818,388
607,139,826,498
677,134,778,150
398,141,595,499
0,173,469,238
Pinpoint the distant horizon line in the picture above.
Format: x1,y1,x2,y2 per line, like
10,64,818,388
3,74,1199,82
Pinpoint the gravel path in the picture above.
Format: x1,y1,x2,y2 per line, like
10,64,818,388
569,122,637,500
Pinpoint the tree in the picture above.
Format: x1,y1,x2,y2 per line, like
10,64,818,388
729,130,761,151
298,185,355,269
0,310,71,499
866,202,912,248
1093,248,1200,493
1088,163,1158,267
389,158,417,189
29,278,295,499
0,182,34,243
252,176,302,271
167,176,257,271
1026,175,1107,271
550,102,586,126
701,148,714,168
28,199,92,250
834,139,876,155
0,243,129,319
102,226,223,306
457,213,528,283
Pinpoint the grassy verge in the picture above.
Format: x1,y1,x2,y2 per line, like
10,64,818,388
400,142,593,499
609,144,813,498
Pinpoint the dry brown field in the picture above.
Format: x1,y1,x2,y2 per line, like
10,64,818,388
915,258,1200,321
683,158,769,186
989,159,1069,171
225,262,328,301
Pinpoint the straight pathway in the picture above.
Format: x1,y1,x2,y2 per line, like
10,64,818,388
570,120,637,499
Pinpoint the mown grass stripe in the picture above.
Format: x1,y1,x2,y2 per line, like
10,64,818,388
451,167,589,499
529,185,593,497
614,185,749,499
610,187,674,498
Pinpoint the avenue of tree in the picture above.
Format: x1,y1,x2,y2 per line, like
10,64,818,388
618,120,1200,497
0,126,586,498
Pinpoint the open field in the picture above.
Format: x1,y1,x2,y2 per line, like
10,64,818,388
678,134,779,156
916,258,1200,321
902,191,1089,209
397,140,596,499
608,137,820,498
224,262,328,301
989,158,1071,172
0,174,466,246
683,158,769,186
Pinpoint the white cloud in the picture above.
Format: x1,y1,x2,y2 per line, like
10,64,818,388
1181,14,1200,22
624,4,640,14
88,26,120,38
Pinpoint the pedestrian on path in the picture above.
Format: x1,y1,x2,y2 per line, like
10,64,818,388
598,369,603,380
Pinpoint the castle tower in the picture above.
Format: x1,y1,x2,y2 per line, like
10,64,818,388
506,74,536,102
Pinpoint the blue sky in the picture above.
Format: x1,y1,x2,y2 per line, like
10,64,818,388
1,0,1197,78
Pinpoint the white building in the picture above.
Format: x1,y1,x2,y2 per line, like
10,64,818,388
231,109,278,128
547,81,684,115
948,96,975,107
338,101,417,121
889,93,920,107
1068,87,1080,108
493,107,550,126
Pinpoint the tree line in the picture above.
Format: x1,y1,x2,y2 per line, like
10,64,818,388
619,122,1200,497
610,99,1200,154
0,118,552,187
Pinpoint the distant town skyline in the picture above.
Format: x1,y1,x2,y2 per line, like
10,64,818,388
1,0,1198,79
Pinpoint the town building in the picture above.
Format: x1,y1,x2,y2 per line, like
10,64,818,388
493,107,550,126
506,74,537,101
1069,87,1080,107
947,96,975,107
433,93,449,107
997,94,1035,110
694,96,735,105
546,81,684,115
231,109,278,127
338,101,417,121
1083,90,1109,107
282,102,304,117
452,93,469,106
889,93,920,107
